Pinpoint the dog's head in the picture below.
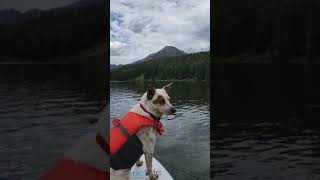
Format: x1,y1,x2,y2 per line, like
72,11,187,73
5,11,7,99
142,82,176,116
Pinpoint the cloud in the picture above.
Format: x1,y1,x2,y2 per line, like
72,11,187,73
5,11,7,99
129,16,153,33
110,0,210,65
110,41,127,56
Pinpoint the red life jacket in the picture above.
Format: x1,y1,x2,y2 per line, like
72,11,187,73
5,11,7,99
110,112,164,154
39,134,109,179
39,158,109,180
110,112,164,170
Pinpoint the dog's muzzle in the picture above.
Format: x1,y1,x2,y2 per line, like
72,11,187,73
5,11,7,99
171,107,176,114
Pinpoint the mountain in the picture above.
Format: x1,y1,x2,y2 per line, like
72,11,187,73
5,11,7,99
0,0,106,61
68,0,103,7
0,9,54,25
144,46,186,60
0,9,21,24
132,46,186,64
110,64,123,70
0,0,104,25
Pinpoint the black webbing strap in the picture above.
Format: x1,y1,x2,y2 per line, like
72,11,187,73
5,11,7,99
118,123,130,138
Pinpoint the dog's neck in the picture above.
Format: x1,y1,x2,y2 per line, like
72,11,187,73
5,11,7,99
130,94,162,120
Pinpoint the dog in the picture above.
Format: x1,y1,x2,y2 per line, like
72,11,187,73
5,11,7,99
39,106,109,180
110,82,176,180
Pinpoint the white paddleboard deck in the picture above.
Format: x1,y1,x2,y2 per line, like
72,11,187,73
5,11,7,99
129,155,174,180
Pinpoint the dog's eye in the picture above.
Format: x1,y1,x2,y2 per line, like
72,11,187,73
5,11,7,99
154,98,165,105
154,95,166,105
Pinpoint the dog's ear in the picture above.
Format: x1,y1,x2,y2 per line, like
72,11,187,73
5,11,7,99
162,82,173,93
147,84,156,100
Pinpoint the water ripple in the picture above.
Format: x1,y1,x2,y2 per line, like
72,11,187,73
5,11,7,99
0,74,105,179
213,122,320,179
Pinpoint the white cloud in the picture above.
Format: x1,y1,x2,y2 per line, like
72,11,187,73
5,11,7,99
110,0,210,65
110,41,127,56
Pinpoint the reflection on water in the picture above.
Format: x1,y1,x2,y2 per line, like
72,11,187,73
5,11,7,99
110,81,210,180
213,122,320,180
213,64,320,180
0,65,106,179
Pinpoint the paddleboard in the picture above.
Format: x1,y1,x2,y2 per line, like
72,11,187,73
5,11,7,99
129,155,174,180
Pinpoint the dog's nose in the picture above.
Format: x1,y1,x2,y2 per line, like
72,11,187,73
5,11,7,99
171,107,176,114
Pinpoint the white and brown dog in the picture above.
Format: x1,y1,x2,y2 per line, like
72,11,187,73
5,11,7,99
39,106,109,180
111,82,175,180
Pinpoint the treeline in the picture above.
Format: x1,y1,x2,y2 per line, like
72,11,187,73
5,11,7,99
213,0,320,62
0,0,107,62
110,52,210,81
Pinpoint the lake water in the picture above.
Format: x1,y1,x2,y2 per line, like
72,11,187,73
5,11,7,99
0,65,106,179
213,64,320,180
213,122,320,180
110,81,210,180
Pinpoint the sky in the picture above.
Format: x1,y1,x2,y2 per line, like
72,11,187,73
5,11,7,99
110,0,210,65
0,0,79,12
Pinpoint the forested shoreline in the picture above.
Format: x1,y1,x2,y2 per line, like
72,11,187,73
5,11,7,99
110,52,210,81
213,0,320,62
0,0,106,62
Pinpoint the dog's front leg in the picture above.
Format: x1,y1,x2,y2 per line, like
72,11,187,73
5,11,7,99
143,135,158,180
143,136,159,180
138,127,158,180
145,151,158,180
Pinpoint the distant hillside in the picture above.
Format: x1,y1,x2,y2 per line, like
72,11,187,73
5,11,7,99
111,51,209,81
0,9,21,24
0,0,106,61
132,46,186,64
213,0,320,62
0,0,102,24
65,42,107,96
110,64,123,70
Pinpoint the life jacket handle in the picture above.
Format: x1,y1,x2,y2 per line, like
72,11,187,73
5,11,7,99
112,119,121,127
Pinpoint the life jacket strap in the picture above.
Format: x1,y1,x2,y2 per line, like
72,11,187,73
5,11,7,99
118,122,130,138
96,133,109,155
112,118,130,137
